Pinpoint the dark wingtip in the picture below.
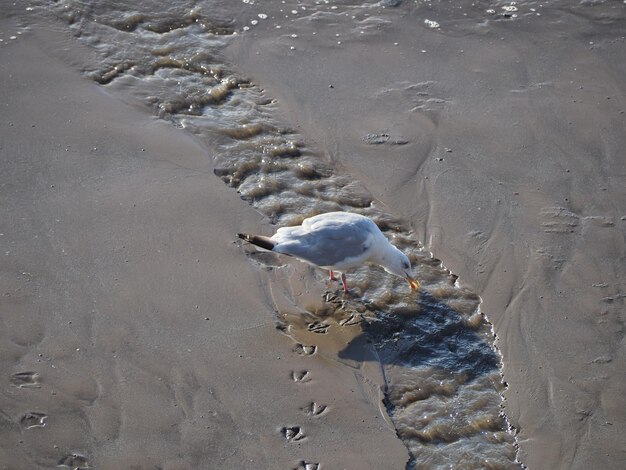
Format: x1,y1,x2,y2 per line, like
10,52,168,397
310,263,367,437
237,233,275,251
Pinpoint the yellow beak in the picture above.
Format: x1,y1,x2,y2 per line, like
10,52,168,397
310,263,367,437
406,276,420,290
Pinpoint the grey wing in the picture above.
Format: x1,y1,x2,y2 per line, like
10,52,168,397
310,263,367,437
272,220,374,267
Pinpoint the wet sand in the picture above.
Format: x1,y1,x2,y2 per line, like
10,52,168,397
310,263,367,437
2,1,625,469
226,2,626,468
0,11,408,469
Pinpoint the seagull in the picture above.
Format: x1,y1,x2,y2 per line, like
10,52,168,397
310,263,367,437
238,211,420,293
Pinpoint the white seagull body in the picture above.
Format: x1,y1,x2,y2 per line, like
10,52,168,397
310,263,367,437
238,212,419,292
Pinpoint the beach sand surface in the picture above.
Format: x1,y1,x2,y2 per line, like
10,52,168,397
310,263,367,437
2,1,625,468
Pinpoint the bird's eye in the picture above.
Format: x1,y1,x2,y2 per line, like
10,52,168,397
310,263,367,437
403,261,410,269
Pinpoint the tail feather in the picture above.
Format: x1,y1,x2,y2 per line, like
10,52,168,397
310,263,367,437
237,233,276,251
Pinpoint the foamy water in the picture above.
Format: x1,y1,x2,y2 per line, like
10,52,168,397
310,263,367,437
26,0,622,466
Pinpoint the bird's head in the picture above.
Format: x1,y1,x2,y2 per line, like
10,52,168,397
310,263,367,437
380,245,420,290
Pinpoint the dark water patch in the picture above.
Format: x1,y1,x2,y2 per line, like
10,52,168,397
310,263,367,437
363,293,499,378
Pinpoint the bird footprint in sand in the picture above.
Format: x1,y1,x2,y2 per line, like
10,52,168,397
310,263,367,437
291,370,311,383
10,372,41,389
20,412,47,429
339,313,364,326
301,402,327,417
293,343,317,356
307,321,329,334
58,454,89,470
281,426,306,442
294,461,320,470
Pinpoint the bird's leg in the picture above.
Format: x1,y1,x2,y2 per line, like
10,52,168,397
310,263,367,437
340,273,348,293
329,270,336,281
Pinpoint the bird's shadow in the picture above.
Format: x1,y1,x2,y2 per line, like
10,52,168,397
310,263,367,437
338,290,499,382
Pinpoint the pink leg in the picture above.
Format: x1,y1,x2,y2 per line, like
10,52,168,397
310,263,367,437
329,270,335,281
341,273,348,293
